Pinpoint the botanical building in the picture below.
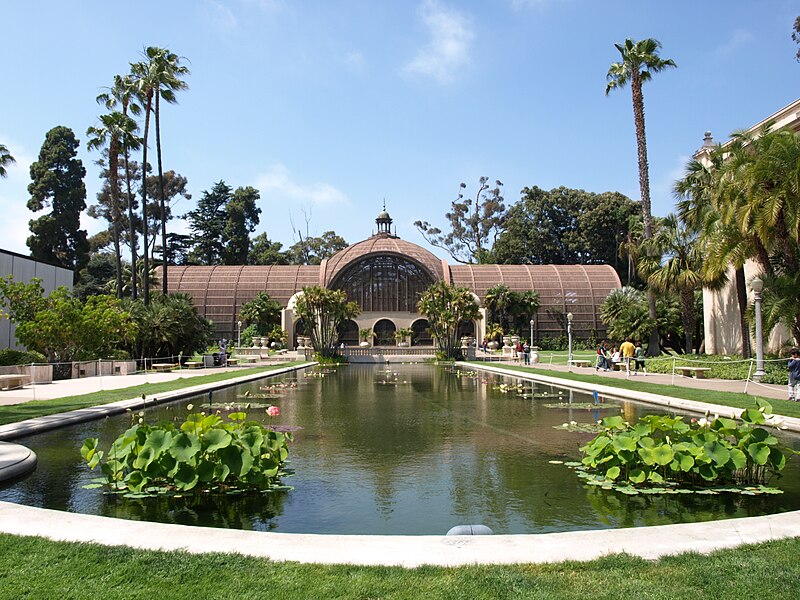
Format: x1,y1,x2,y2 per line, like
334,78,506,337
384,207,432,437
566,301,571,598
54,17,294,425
165,208,621,345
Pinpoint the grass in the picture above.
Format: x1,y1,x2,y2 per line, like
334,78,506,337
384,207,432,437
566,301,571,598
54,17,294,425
0,362,305,427
469,361,800,419
0,533,799,599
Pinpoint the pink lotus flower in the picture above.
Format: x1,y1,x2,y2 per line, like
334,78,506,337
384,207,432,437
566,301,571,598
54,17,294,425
267,406,280,417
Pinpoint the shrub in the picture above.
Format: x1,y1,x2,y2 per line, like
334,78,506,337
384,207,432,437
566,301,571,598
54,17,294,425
0,349,47,365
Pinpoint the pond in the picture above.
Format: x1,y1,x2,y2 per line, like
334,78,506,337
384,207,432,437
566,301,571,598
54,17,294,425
2,363,800,535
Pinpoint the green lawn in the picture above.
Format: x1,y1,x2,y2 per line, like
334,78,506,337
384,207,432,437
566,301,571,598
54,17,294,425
0,533,798,599
468,361,800,419
0,362,305,427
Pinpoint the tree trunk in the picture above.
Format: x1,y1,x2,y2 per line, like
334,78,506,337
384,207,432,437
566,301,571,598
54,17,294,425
109,139,123,299
142,93,152,305
155,91,168,296
680,288,694,355
734,267,751,358
123,142,137,299
631,73,660,356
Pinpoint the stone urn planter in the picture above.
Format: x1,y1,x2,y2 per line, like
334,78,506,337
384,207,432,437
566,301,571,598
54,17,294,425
502,336,512,347
359,341,370,347
487,341,499,350
510,335,520,346
530,346,540,364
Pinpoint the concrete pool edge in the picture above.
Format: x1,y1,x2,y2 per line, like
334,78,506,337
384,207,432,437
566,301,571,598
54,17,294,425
460,362,800,433
0,362,317,442
0,500,798,567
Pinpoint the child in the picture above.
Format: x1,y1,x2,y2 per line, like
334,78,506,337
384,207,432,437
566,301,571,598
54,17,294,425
788,348,800,401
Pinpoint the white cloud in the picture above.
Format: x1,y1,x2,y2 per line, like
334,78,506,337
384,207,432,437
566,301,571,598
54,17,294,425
203,0,238,31
402,0,474,84
343,51,366,72
255,163,348,207
714,29,754,58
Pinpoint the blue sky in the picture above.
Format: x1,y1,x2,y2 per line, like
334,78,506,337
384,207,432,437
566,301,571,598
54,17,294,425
1,0,798,260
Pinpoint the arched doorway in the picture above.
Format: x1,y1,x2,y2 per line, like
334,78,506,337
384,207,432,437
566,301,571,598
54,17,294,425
411,319,432,346
337,319,359,347
457,320,477,340
373,319,396,346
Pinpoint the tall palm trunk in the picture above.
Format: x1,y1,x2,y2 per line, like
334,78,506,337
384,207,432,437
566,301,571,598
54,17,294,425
108,137,123,298
733,267,751,358
155,91,168,295
121,98,138,300
141,92,153,305
631,73,660,356
123,142,137,299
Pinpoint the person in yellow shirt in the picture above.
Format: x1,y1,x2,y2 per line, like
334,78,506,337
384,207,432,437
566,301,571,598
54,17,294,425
620,338,636,377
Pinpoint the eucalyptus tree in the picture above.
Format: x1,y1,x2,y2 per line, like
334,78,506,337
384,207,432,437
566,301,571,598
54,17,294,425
606,38,676,355
86,111,140,297
415,177,506,264
418,281,481,360
131,47,189,301
97,75,142,298
0,144,15,178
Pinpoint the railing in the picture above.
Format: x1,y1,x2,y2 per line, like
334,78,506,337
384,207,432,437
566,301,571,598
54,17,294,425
340,347,435,357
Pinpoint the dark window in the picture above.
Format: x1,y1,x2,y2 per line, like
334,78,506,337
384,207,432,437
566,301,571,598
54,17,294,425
373,319,396,346
331,254,435,312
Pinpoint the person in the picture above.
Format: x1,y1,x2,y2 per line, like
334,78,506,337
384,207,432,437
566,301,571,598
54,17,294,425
596,340,610,372
620,338,635,376
482,338,488,353
634,341,647,376
788,348,800,401
219,338,228,367
523,341,531,365
515,340,524,360
610,346,621,370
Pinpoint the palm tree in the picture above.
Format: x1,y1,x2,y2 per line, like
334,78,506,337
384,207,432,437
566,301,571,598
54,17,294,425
644,214,704,354
0,144,15,178
97,75,143,299
135,47,190,297
675,152,753,357
606,38,676,355
87,111,140,298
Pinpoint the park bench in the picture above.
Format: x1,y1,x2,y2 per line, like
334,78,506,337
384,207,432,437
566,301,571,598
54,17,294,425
676,366,711,379
225,358,239,366
569,359,591,368
152,363,174,373
239,356,259,363
0,374,31,390
183,361,203,369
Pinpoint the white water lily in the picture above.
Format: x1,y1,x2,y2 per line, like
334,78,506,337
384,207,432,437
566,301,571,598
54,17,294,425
697,417,709,428
186,404,194,411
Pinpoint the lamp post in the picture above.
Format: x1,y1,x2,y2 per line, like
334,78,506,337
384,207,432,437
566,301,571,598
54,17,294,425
529,319,534,348
567,312,574,369
750,277,765,380
237,320,242,349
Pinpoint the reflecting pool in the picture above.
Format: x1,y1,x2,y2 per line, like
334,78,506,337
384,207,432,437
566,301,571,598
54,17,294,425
2,363,799,535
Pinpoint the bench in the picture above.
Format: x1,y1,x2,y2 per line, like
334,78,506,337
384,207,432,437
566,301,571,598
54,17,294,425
0,374,30,390
676,366,711,379
152,363,174,373
239,356,259,363
183,361,203,369
569,359,591,368
225,359,239,366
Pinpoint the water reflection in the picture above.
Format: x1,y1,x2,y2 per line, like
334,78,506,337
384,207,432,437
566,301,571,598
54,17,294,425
2,363,799,535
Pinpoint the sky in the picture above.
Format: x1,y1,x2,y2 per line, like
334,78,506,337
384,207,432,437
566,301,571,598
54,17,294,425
1,0,798,262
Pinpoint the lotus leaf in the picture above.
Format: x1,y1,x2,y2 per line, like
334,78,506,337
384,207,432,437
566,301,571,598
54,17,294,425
169,432,201,462
203,429,232,452
748,442,770,465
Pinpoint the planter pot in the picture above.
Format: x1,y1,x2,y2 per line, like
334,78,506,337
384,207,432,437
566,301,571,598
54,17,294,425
360,341,370,347
530,348,539,364
397,341,409,348
487,341,499,350
502,336,512,347
510,335,520,346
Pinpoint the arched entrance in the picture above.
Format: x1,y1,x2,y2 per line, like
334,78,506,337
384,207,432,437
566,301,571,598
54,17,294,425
457,320,477,340
373,319,396,346
411,319,432,346
337,319,359,347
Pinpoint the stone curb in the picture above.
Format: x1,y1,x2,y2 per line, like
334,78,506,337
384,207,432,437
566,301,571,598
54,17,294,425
0,363,315,442
459,362,800,433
